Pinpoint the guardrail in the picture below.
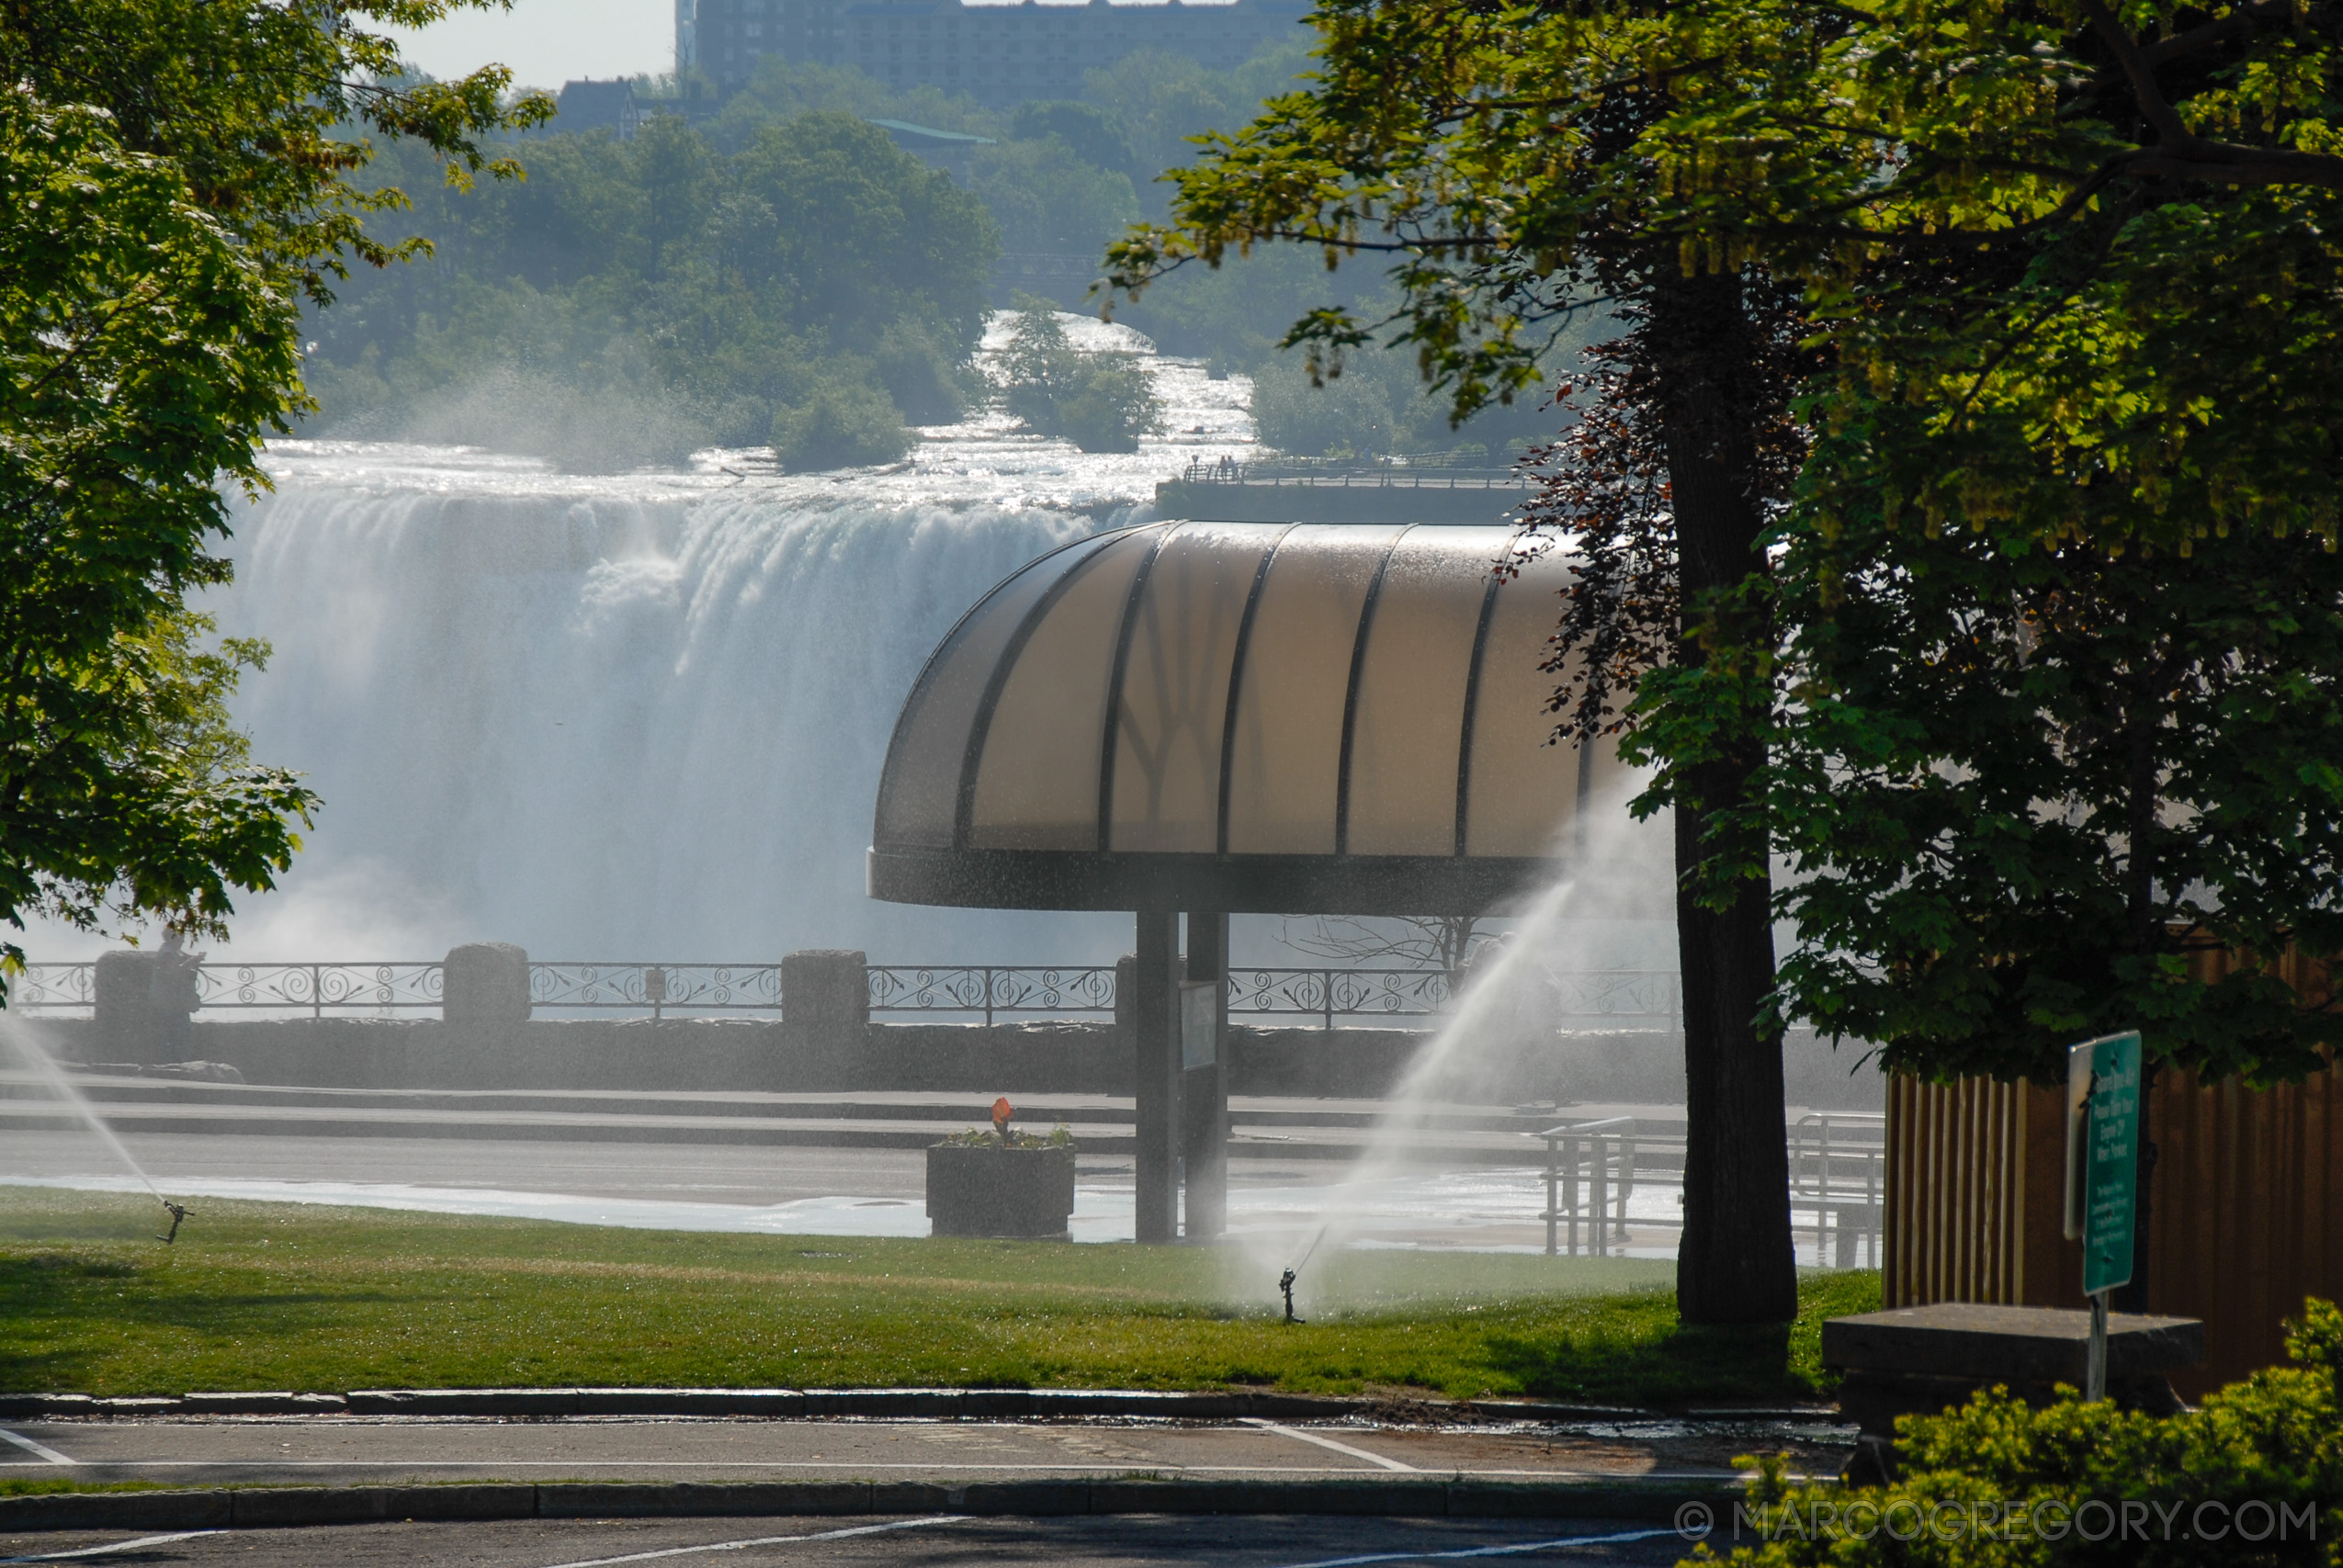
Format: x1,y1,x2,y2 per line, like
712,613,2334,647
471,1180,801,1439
1177,457,1533,491
866,965,1115,1025
529,964,784,1020
1534,1111,1885,1269
7,959,1681,1029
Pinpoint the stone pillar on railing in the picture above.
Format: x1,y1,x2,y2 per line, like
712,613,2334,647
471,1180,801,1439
1113,953,1138,1040
442,943,531,1025
782,949,866,1086
93,949,196,1063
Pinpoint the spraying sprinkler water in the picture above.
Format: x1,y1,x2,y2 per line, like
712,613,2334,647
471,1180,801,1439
1275,1221,1333,1320
1232,836,1674,1312
2,1013,189,1242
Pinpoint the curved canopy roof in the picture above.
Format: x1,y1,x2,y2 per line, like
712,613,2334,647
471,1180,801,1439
867,521,1624,914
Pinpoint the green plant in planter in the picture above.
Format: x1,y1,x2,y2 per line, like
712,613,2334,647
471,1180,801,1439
937,1123,1076,1150
1710,1299,2343,1565
927,1123,1079,1239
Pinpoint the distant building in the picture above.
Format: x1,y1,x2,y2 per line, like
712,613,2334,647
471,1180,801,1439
555,79,643,140
679,0,1310,103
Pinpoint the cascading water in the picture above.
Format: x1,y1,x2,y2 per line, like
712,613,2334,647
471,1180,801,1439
19,314,1253,961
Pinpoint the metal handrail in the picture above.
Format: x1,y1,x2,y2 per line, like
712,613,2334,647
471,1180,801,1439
1178,456,1533,491
7,958,1685,1031
866,964,1115,1026
1528,1113,1885,1269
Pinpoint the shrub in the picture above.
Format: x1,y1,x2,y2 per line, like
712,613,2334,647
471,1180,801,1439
874,320,977,425
1707,1298,2343,1566
994,304,1162,453
769,380,911,471
937,1124,1076,1150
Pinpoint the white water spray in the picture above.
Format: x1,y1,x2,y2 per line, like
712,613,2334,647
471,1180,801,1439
1249,781,1681,1314
18,316,1258,962
0,1013,185,1235
1252,873,1595,1310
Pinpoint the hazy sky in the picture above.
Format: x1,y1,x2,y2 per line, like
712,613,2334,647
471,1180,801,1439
391,0,673,93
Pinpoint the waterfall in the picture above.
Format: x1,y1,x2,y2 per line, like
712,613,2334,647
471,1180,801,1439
193,466,1124,959
2,316,1251,964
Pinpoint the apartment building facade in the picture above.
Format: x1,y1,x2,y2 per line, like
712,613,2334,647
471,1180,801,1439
679,0,1308,102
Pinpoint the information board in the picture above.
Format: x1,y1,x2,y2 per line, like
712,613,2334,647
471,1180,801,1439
2068,1032,2143,1297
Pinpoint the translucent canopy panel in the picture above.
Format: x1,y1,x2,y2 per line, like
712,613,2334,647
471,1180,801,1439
869,521,1606,914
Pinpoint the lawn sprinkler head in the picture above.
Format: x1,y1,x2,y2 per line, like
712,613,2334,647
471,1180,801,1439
157,1201,190,1245
1279,1267,1301,1324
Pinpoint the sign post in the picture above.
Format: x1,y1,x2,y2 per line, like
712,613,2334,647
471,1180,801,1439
2064,1032,2143,1401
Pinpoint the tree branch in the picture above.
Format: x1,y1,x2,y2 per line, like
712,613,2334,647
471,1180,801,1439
2080,0,2343,189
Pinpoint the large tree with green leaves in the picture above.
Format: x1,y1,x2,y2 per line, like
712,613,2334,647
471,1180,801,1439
0,2,546,992
1606,0,2343,1086
1107,0,1817,1324
1109,0,2343,1318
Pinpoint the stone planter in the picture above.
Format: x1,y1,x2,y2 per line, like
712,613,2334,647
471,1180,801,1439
925,1143,1076,1239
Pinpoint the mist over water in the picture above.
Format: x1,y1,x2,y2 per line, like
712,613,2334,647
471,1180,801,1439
24,315,1251,962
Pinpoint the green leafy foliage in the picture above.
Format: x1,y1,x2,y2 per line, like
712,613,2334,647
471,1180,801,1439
1709,487,2343,1086
1104,0,2343,1100
770,380,911,473
310,112,997,468
937,1123,1077,1149
994,305,1163,453
0,2,542,992
1714,1299,2343,1565
0,95,318,986
0,1,552,306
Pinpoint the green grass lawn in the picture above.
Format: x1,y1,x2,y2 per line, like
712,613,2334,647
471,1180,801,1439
0,1186,1876,1406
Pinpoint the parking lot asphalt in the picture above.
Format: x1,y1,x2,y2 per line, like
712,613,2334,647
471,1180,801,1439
0,1511,1713,1567
0,1414,1834,1489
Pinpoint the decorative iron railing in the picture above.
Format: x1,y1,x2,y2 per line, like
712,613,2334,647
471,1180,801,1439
6,958,1681,1029
866,965,1115,1026
1548,969,1681,1031
8,964,95,1010
527,964,784,1018
196,963,444,1015
1227,967,1456,1028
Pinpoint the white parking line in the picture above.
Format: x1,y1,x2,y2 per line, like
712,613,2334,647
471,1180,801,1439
0,1429,76,1466
1239,1419,1417,1472
534,1516,967,1568
0,1532,222,1563
1266,1528,1682,1567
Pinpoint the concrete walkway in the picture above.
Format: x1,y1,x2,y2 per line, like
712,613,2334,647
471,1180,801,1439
0,1412,1839,1490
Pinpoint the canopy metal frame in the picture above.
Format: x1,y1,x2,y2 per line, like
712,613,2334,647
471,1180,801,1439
867,521,1617,1242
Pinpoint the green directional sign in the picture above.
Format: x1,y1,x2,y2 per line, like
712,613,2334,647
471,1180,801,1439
2067,1032,2143,1297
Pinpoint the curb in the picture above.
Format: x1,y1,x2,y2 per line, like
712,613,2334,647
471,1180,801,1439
0,1389,1838,1424
0,1476,1742,1534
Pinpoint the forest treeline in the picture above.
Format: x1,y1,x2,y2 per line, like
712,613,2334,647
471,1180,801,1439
306,45,1578,468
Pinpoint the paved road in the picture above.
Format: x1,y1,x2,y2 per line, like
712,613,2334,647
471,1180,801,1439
0,1511,1712,1566
0,1416,1841,1488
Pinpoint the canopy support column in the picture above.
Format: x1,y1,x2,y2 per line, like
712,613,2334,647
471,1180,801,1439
1183,911,1229,1240
1133,908,1183,1243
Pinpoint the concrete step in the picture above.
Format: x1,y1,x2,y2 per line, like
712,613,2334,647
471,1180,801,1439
0,1072,1711,1138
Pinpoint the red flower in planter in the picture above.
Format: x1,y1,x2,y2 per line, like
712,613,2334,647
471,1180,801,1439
991,1097,1014,1143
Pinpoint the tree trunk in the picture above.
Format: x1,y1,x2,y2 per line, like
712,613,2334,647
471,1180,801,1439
1650,270,1800,1326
